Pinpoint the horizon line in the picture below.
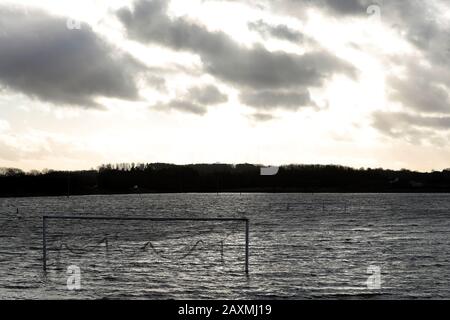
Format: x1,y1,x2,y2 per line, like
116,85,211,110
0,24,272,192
1,162,449,175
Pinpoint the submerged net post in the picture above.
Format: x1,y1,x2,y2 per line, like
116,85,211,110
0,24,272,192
245,219,249,275
43,216,47,272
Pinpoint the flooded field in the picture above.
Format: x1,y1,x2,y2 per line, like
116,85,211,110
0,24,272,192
0,193,449,299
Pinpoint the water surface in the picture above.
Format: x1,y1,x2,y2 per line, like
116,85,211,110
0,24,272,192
1,193,449,299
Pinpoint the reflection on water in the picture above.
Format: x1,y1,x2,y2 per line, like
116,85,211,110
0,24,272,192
0,193,449,299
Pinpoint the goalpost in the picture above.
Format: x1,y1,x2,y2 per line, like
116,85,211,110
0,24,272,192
42,216,249,274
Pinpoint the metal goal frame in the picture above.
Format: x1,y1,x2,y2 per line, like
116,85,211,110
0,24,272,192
42,216,249,274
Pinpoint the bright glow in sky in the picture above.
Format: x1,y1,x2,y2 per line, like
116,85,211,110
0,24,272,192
0,0,449,172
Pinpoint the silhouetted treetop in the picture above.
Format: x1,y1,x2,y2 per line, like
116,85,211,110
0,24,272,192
1,163,450,197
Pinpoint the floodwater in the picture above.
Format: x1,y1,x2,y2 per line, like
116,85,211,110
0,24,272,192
0,193,449,299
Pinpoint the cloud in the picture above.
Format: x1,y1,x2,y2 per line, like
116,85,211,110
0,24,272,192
388,72,450,114
0,6,147,109
318,0,372,15
260,0,373,19
374,112,450,132
0,141,20,161
305,0,450,141
117,0,355,92
0,128,101,163
248,20,304,43
240,90,315,110
373,111,450,145
153,100,207,115
0,119,10,132
247,112,277,122
151,84,228,115
349,0,450,145
187,85,228,105
211,0,372,16
373,1,450,115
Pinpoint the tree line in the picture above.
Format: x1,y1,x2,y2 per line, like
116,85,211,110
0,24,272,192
1,163,450,197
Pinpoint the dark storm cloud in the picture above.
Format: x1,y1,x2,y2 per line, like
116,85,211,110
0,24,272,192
0,7,147,109
248,20,304,43
240,90,315,110
117,0,355,92
151,85,228,115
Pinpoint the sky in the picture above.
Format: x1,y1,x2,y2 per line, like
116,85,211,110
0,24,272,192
0,0,449,172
